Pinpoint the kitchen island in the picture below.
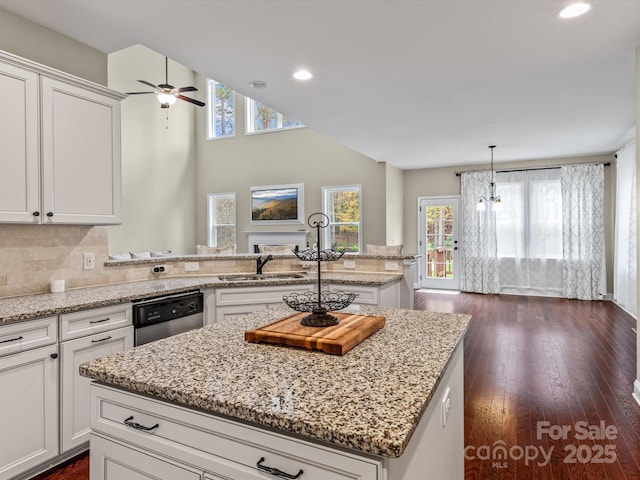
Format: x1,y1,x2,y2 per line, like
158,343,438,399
81,304,469,479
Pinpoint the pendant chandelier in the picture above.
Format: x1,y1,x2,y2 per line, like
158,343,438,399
477,145,503,211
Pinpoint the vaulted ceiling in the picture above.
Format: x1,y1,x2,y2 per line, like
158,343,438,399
1,0,639,169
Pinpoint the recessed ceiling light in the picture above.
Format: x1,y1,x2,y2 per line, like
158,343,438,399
293,70,313,80
248,80,267,89
559,2,591,19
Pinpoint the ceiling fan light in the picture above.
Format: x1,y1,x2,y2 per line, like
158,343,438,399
157,93,177,105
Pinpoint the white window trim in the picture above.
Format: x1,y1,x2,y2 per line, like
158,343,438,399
207,192,236,247
206,79,235,140
322,185,362,254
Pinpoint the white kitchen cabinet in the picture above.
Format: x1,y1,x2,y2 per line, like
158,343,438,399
60,325,133,453
90,434,201,480
0,343,58,480
0,61,39,223
213,284,310,323
90,384,383,480
328,282,400,307
59,303,132,341
0,51,124,225
40,77,122,224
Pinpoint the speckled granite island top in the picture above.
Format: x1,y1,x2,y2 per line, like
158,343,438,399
80,304,470,458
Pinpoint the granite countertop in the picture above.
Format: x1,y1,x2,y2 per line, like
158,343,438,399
80,304,470,458
0,272,402,324
104,253,421,267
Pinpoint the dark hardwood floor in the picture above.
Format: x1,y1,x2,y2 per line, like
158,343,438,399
414,291,640,480
35,292,640,480
31,452,88,480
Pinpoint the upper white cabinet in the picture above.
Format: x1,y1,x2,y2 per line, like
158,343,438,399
0,61,39,223
0,51,124,225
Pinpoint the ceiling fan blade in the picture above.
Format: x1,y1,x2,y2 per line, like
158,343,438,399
177,95,206,107
126,91,156,95
137,80,158,89
176,86,197,93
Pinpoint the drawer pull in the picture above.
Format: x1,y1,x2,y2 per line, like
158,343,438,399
256,457,303,479
0,335,24,344
91,336,112,343
124,416,159,432
90,317,110,324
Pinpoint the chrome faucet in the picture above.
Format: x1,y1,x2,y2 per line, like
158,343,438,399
256,254,273,275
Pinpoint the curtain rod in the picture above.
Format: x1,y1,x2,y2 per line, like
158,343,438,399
454,161,611,176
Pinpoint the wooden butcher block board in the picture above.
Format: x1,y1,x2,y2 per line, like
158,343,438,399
245,312,386,355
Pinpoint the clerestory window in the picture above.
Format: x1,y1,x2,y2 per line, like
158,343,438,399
245,98,303,134
206,79,235,139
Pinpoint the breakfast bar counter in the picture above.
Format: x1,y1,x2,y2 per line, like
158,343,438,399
80,304,469,480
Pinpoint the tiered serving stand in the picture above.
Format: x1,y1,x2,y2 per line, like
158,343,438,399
283,213,357,327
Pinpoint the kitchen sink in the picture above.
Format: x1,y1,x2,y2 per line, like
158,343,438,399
217,273,307,281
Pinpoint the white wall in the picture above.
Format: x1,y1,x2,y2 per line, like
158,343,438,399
194,80,388,253
107,46,198,255
385,163,404,246
0,6,106,85
635,44,640,404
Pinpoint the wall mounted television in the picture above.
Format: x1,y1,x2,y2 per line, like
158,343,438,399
250,183,304,224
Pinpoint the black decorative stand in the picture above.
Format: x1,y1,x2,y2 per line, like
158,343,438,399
283,213,356,327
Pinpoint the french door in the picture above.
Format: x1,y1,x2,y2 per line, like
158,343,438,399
418,196,460,290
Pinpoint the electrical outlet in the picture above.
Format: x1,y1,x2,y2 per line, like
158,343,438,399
83,253,95,270
343,259,357,269
184,262,200,272
384,261,400,271
441,386,451,427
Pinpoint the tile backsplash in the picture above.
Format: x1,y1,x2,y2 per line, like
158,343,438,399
0,225,112,298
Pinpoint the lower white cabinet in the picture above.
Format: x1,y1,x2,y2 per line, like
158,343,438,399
0,343,58,480
328,282,400,307
91,384,383,480
60,325,133,452
90,434,201,480
0,304,133,479
213,285,310,323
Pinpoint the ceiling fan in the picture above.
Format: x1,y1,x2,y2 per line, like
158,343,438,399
126,57,205,109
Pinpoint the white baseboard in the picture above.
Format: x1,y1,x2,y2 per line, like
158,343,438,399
633,380,640,408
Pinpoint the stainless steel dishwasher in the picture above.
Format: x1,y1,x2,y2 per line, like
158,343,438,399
132,290,204,346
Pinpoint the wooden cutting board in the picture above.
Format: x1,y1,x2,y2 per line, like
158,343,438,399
245,312,386,355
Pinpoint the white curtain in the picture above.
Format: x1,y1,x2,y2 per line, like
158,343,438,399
561,164,605,300
460,172,500,293
614,139,637,316
495,169,564,296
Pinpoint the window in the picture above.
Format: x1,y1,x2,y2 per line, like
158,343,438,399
322,185,361,253
494,169,563,295
495,172,563,260
207,193,236,247
206,79,235,139
245,98,303,134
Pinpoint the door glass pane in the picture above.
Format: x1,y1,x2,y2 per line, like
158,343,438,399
425,205,454,279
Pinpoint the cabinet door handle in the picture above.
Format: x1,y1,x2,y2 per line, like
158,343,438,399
46,212,54,217
123,416,159,432
32,211,40,217
0,336,23,344
50,353,59,359
89,317,110,324
256,457,303,479
91,336,112,343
